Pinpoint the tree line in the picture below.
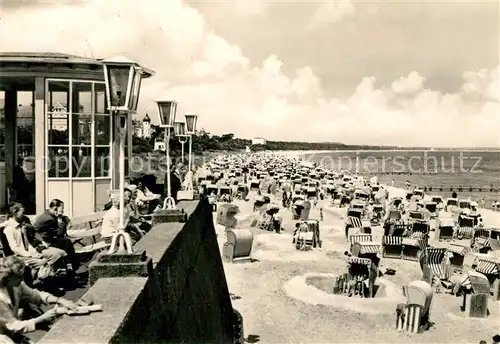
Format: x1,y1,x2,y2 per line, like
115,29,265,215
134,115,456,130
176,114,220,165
132,124,402,156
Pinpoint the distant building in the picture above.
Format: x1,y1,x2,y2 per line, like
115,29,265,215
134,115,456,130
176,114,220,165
49,101,69,131
154,140,166,152
252,137,267,145
133,113,153,138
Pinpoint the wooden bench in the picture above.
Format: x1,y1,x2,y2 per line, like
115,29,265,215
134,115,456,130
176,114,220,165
67,211,109,255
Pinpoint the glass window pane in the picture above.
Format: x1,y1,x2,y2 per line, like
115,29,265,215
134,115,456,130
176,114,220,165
17,122,33,145
48,147,69,178
72,82,92,113
17,145,33,159
95,147,110,177
17,92,33,145
72,114,92,145
47,81,69,145
95,83,108,114
95,115,111,145
0,146,5,162
48,81,69,112
48,112,69,145
72,147,91,178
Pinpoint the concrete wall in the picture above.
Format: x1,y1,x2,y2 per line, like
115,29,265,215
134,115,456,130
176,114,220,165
40,199,235,344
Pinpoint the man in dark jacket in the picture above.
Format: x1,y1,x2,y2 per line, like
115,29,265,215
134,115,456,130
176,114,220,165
164,162,183,203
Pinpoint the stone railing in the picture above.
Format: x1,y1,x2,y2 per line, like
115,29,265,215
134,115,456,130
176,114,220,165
39,198,235,344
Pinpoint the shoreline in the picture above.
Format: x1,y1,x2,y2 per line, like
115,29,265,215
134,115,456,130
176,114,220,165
268,149,500,156
266,150,500,225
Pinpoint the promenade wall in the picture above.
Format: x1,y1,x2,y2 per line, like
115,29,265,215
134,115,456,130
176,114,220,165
40,198,235,344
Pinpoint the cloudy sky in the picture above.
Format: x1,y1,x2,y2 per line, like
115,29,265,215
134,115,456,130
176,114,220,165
1,0,499,147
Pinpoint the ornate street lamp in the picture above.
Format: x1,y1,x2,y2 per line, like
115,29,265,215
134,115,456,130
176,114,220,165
184,112,198,170
174,121,188,163
103,56,145,254
184,112,198,191
157,100,178,210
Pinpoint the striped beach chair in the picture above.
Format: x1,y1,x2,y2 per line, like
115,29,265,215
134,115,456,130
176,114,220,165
474,257,499,280
402,232,429,261
459,271,490,318
383,236,403,259
436,218,455,241
420,247,451,283
471,228,491,253
293,223,317,250
456,226,475,240
411,221,430,236
382,224,406,259
349,234,372,248
457,215,475,239
447,243,469,272
345,216,363,238
396,281,433,334
344,256,373,297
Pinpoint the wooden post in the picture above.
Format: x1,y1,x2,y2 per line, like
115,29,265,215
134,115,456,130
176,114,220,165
34,77,45,214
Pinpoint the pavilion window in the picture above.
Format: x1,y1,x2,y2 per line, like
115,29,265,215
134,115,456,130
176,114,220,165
71,82,92,178
94,83,111,178
16,91,34,159
46,80,111,180
47,81,70,178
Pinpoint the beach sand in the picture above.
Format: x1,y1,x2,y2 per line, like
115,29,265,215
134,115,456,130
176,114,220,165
217,184,500,343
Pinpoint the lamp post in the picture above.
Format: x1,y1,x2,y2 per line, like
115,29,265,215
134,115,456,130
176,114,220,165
157,101,178,210
174,121,188,163
102,57,144,254
184,113,198,191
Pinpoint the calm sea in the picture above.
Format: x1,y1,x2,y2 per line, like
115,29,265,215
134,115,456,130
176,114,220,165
303,150,500,208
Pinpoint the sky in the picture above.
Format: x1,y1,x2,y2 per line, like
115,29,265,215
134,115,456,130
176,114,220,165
0,0,499,147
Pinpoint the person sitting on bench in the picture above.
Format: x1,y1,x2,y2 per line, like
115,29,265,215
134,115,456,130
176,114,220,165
32,199,77,274
2,203,67,284
100,189,143,244
135,178,161,213
0,256,77,343
126,185,151,234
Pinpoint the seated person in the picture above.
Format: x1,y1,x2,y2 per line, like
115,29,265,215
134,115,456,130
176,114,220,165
135,178,161,213
2,203,66,283
100,189,143,244
126,185,151,234
0,256,77,343
32,200,76,273
56,215,79,272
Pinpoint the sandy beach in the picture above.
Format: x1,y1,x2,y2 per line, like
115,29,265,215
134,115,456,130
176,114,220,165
217,182,500,343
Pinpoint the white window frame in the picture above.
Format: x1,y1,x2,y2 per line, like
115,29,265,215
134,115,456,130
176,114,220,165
45,79,113,213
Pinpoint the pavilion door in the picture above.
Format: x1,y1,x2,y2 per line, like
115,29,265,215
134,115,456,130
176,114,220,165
0,90,36,214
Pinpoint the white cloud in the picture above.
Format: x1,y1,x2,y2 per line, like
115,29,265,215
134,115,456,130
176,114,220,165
1,0,498,147
391,71,425,94
308,0,355,30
